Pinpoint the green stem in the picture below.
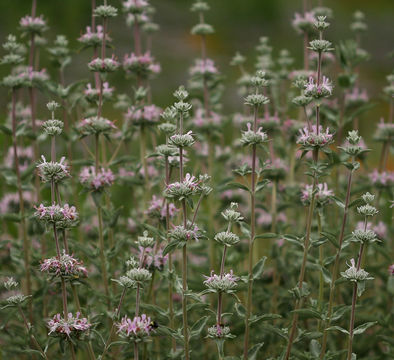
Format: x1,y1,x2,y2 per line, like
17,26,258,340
284,148,318,360
243,105,258,360
18,306,48,360
11,89,32,321
320,166,354,358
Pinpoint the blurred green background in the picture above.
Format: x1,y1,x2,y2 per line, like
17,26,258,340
0,0,393,163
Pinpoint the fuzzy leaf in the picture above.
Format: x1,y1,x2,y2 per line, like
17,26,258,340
292,308,322,319
190,316,209,339
326,326,349,335
226,181,250,193
254,233,277,240
353,321,377,335
248,342,264,360
253,256,267,280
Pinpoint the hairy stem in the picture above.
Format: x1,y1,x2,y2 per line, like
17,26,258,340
243,105,258,360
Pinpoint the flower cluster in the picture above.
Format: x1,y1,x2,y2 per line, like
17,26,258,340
126,105,161,126
204,270,239,293
4,146,33,172
34,204,79,229
37,156,70,183
40,251,88,279
190,58,218,77
146,195,179,219
139,247,168,271
297,125,334,147
304,76,333,98
169,224,201,243
341,259,373,283
292,11,316,34
78,116,117,136
116,314,154,341
207,325,233,339
0,192,33,214
48,312,91,339
84,82,114,102
123,52,160,78
214,231,240,247
42,119,63,136
264,158,288,181
164,173,201,200
240,123,268,146
369,170,394,188
301,182,333,207
78,25,107,47
20,15,47,34
373,120,394,142
88,56,120,73
79,166,115,191
126,267,152,286
169,130,195,148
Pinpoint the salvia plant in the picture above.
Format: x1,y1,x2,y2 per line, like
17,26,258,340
0,1,392,360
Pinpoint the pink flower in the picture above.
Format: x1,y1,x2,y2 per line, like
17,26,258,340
190,59,218,76
79,166,115,190
116,314,154,339
48,312,91,338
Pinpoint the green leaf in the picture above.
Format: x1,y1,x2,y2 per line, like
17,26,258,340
326,326,349,335
310,339,321,357
163,239,181,256
252,256,267,280
292,308,322,319
321,231,339,249
254,233,277,240
255,179,270,193
226,181,250,193
249,313,282,324
282,234,303,248
190,316,209,339
234,302,246,318
331,196,345,209
353,321,377,335
248,342,264,360
0,124,12,135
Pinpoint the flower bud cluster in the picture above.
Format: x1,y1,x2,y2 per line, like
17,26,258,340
164,173,201,200
221,202,243,223
37,156,70,183
204,270,239,293
214,231,240,247
94,5,118,18
352,229,378,244
137,231,155,248
207,325,233,339
169,130,195,148
78,116,116,136
341,259,373,283
169,224,201,244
